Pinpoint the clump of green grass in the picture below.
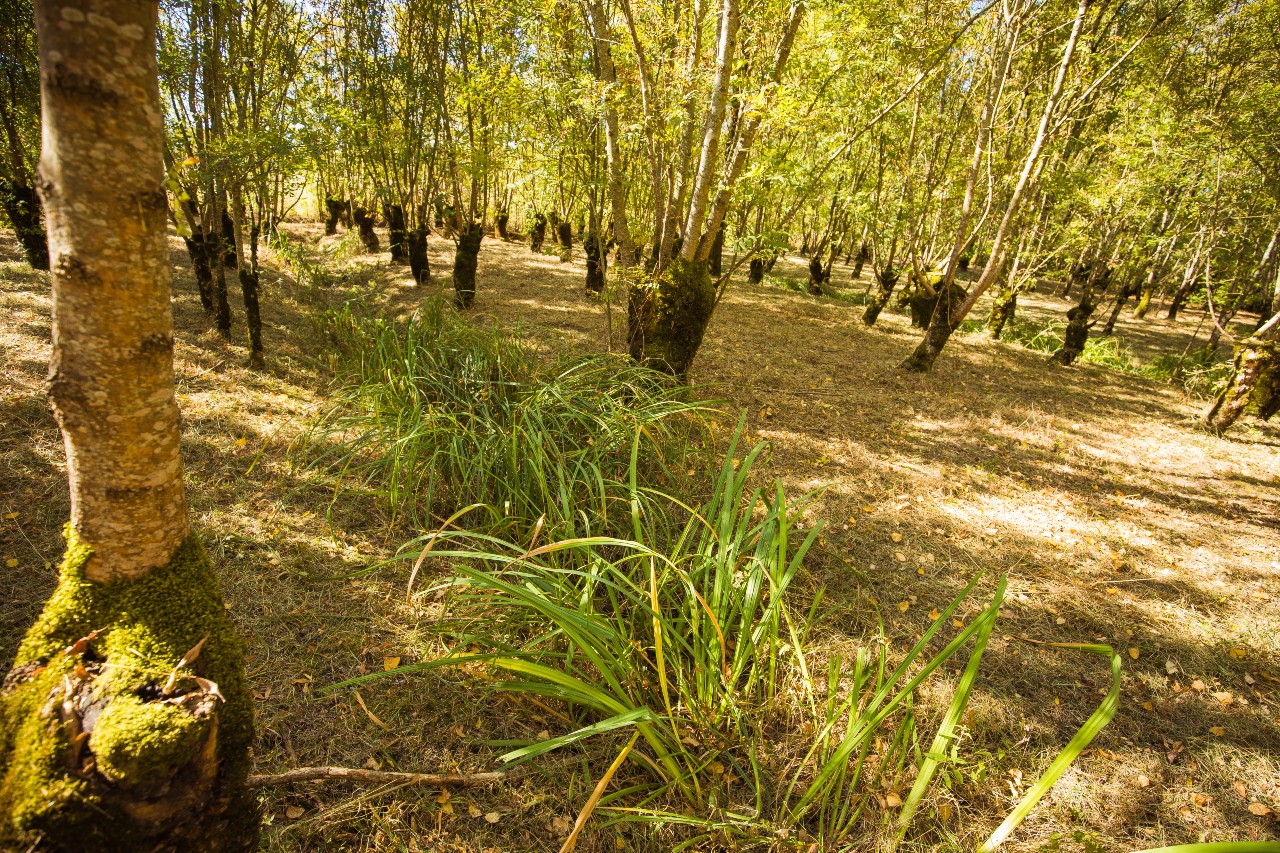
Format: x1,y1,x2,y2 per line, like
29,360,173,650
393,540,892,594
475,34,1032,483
999,318,1234,398
336,421,1124,851
293,297,712,538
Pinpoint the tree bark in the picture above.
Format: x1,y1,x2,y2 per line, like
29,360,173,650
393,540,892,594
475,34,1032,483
407,226,430,285
529,212,547,252
1203,315,1279,433
2,3,256,849
383,203,407,263
585,228,607,294
324,197,347,235
453,221,483,308
0,178,48,269
352,207,380,253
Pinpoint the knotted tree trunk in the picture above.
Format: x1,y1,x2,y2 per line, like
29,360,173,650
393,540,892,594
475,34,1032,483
453,222,483,308
383,203,407,263
323,198,347,235
987,288,1017,339
748,257,765,284
1,3,256,850
585,229,606,294
556,220,573,261
407,227,429,285
1203,334,1279,434
352,207,379,253
708,222,725,277
494,208,509,241
862,267,900,326
528,213,547,252
0,178,48,269
627,255,717,378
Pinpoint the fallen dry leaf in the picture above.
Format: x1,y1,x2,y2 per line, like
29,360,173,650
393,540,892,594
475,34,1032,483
1129,647,1140,660
885,792,902,808
890,532,903,543
484,812,500,824
1209,726,1226,736
285,805,304,819
383,656,400,671
1137,774,1150,788
1248,802,1273,816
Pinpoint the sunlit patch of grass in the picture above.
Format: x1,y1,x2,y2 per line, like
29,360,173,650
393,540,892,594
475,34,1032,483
292,295,713,540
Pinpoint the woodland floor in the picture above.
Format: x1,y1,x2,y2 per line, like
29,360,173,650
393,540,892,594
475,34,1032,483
1,222,1278,853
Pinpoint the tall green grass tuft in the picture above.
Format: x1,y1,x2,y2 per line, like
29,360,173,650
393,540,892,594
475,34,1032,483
293,297,711,537
335,420,1124,850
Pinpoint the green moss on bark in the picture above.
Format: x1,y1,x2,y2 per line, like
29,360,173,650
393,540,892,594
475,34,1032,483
629,255,716,378
0,530,257,852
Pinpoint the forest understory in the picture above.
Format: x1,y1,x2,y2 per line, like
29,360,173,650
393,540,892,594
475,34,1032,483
2,225,1278,853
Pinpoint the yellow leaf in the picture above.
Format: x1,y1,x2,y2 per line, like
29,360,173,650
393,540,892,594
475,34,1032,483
917,567,925,575
1249,802,1273,816
894,552,907,562
285,805,304,819
436,790,451,804
4,558,16,568
468,804,482,818
383,656,401,671
897,601,911,612
938,802,953,822
885,792,902,808
3,512,16,520
484,812,500,824
1129,647,1140,660
235,437,248,448
1209,726,1225,736
1229,648,1247,660
928,608,940,620
440,802,454,815
952,619,963,628
890,532,903,543
1142,701,1154,711
863,506,874,513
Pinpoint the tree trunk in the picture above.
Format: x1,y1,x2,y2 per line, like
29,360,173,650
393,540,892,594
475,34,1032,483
748,257,764,284
453,221,483,308
210,220,232,339
1053,264,1110,366
1203,331,1279,434
2,3,256,850
852,242,870,280
184,228,215,312
238,226,263,368
407,226,430,285
585,229,606,294
709,222,725,277
987,289,1017,339
627,256,716,378
862,267,900,326
352,207,379,253
0,178,48,269
494,209,509,241
1101,281,1137,336
556,221,573,261
324,197,347,235
529,213,546,252
383,203,407,263
220,210,237,268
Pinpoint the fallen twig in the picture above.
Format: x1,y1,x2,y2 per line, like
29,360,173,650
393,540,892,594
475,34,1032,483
245,767,511,788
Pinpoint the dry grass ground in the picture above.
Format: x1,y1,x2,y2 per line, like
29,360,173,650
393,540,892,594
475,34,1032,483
1,223,1277,852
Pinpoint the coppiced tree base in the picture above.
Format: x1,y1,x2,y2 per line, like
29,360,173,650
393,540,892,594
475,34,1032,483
0,179,49,270
1203,339,1279,434
628,255,716,378
0,533,256,853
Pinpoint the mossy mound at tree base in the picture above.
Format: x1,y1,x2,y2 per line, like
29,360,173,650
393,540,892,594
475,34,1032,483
628,255,717,378
0,531,257,852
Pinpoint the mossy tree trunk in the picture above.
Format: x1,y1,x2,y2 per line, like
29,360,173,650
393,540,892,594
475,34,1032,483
986,288,1017,339
209,213,233,339
494,207,509,241
0,178,48,269
528,213,546,252
323,197,347,235
2,3,256,850
383,203,407,263
748,257,764,283
407,226,430,285
220,210,237,269
899,280,967,372
1203,330,1279,434
453,221,483,308
556,220,573,261
852,242,870,280
1053,263,1110,366
585,228,606,294
862,267,900,326
352,207,380,253
627,255,716,378
708,221,725,277
184,228,215,313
